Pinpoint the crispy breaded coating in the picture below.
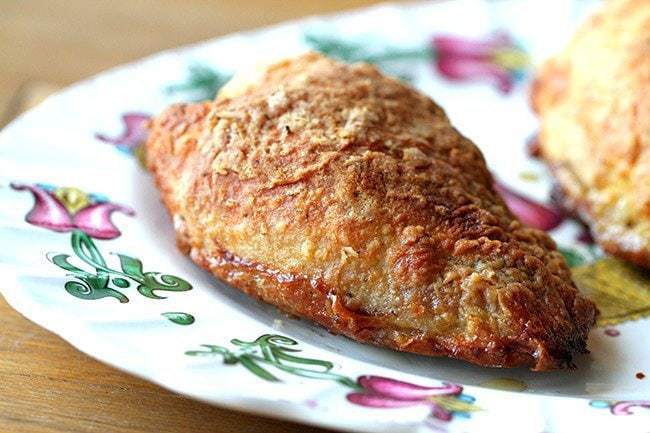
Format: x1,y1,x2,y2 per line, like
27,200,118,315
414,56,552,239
532,0,650,267
147,53,596,370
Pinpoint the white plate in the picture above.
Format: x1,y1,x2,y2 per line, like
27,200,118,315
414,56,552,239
1,1,648,432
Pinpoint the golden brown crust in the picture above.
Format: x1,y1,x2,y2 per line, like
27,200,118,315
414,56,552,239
532,0,650,267
147,53,596,370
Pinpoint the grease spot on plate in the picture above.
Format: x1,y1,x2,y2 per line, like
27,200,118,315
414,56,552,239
519,171,539,182
479,378,527,392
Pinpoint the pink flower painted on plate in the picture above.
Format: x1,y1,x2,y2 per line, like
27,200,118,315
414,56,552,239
346,375,478,422
11,182,134,239
494,181,564,231
611,401,650,415
95,112,150,153
590,399,650,415
432,32,529,94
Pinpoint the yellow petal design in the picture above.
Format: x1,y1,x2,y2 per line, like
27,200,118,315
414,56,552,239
492,49,529,70
572,257,650,326
54,187,91,215
134,145,148,169
428,396,481,413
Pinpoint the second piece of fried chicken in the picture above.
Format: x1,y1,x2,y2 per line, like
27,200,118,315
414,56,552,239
532,0,650,267
147,53,596,370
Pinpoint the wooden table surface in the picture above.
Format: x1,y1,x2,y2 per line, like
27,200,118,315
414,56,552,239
0,1,405,432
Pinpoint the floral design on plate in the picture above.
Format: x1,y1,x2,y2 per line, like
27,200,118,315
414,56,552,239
572,257,650,326
347,375,478,422
432,32,528,94
306,31,529,93
11,182,134,240
48,231,192,303
95,112,151,165
186,334,479,424
95,113,150,152
590,400,650,415
186,334,358,386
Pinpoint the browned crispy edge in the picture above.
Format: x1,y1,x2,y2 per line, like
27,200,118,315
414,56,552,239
182,241,581,370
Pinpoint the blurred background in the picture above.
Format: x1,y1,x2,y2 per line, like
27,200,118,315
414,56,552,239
0,0,407,128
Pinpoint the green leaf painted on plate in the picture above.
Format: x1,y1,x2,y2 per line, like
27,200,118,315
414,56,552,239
304,33,431,64
48,230,193,303
558,246,586,268
186,334,359,388
112,277,130,288
115,253,145,279
165,64,231,101
162,312,195,326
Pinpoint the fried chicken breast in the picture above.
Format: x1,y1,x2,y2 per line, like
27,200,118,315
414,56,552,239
146,53,596,370
532,0,650,267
